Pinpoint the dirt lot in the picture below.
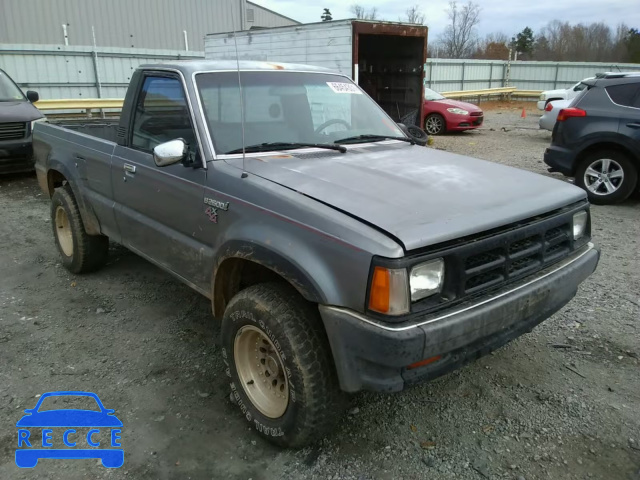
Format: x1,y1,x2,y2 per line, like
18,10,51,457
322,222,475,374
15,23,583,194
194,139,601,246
1,108,639,480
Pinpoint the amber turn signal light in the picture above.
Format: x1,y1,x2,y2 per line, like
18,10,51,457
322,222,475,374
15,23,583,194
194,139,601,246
369,266,390,313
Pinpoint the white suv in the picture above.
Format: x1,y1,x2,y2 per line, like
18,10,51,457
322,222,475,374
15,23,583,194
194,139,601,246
537,80,591,111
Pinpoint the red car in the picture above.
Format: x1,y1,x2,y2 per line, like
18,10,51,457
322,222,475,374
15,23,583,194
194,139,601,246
422,88,484,135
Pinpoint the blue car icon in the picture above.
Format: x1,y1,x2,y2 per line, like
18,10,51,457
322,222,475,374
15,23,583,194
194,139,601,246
15,391,123,468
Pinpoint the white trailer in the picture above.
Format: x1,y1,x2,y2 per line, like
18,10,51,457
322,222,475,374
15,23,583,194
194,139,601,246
205,19,429,126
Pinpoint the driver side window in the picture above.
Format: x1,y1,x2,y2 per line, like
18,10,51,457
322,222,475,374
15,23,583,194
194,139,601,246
131,76,197,153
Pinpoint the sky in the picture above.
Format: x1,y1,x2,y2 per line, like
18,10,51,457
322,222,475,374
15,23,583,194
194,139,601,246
253,0,640,41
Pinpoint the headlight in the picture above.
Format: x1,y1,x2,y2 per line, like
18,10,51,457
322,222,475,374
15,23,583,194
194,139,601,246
410,258,445,302
540,94,545,100
573,211,588,240
30,117,47,133
447,108,469,115
369,267,410,315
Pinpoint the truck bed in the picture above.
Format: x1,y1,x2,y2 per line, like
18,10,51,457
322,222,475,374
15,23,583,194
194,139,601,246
48,118,120,143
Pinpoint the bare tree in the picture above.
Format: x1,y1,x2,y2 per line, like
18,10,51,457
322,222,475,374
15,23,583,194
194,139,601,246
350,4,379,20
474,32,509,59
531,20,630,62
437,1,481,58
402,5,425,24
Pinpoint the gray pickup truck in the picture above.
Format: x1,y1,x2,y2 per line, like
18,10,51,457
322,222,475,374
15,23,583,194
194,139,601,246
34,61,600,447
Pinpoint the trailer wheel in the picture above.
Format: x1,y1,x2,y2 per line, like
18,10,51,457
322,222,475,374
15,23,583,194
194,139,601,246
221,283,344,447
51,185,109,273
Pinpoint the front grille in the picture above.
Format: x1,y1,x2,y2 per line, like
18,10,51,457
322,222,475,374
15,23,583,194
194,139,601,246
470,112,483,117
463,221,571,295
0,122,27,140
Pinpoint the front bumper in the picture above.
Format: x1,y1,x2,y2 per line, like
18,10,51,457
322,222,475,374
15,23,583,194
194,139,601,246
320,243,599,393
448,114,483,131
0,137,34,174
544,145,577,176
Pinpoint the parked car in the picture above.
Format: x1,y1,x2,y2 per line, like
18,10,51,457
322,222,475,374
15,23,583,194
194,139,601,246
544,72,640,204
537,79,592,111
33,60,599,447
0,68,45,174
539,99,571,131
422,87,484,135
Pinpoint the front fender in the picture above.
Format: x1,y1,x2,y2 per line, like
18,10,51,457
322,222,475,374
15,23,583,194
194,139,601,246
212,237,328,306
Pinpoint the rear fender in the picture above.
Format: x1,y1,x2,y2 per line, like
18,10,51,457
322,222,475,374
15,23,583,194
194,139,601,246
46,158,102,236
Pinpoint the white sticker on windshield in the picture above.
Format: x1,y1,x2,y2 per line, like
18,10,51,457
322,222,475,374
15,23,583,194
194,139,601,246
326,82,363,94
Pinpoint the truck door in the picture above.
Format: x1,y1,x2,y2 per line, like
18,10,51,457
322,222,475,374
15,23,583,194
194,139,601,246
111,73,209,291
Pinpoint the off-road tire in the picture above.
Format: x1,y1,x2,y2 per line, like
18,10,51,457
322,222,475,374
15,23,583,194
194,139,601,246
221,283,344,448
51,184,109,273
575,150,637,205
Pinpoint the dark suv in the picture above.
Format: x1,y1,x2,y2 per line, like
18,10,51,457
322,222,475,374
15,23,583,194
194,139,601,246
544,72,640,204
0,68,43,174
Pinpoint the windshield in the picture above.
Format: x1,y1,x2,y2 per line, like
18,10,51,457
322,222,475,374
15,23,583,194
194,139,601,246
195,71,404,155
424,87,445,101
37,395,101,412
0,70,26,102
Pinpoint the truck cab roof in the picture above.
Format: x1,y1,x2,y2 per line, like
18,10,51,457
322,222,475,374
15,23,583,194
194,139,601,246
138,60,335,75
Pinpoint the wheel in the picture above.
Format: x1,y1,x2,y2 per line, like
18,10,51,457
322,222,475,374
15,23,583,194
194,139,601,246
101,450,124,468
51,184,109,273
314,119,351,134
424,114,446,135
406,125,429,146
221,283,344,447
575,150,638,205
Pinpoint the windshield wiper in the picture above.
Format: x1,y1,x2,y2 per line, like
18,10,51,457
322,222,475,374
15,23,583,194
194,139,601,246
335,134,415,145
225,142,346,155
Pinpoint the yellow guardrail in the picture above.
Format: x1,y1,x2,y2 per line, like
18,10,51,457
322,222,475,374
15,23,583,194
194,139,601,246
440,87,516,98
512,90,544,97
440,87,543,99
34,99,124,116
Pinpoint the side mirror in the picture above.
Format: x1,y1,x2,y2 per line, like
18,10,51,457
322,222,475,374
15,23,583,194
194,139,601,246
153,139,187,167
26,90,39,103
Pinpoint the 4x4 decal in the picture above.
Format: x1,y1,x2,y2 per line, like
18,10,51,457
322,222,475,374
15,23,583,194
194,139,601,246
204,197,229,223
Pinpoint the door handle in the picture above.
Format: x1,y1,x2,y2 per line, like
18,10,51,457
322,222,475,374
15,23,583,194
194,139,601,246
627,123,640,129
124,164,137,174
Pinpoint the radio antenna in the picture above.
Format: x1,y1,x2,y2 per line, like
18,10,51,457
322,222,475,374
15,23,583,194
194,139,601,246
230,3,248,178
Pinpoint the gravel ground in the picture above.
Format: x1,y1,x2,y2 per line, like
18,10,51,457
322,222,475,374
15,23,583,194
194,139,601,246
1,109,639,480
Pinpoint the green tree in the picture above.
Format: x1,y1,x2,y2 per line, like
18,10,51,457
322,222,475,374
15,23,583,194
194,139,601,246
321,8,332,22
626,28,640,62
512,27,535,58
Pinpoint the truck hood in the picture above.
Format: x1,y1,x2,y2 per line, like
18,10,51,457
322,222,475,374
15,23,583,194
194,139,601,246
0,100,43,123
225,144,586,251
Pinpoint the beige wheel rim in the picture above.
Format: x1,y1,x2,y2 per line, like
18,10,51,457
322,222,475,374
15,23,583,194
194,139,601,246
55,206,73,257
234,325,289,418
